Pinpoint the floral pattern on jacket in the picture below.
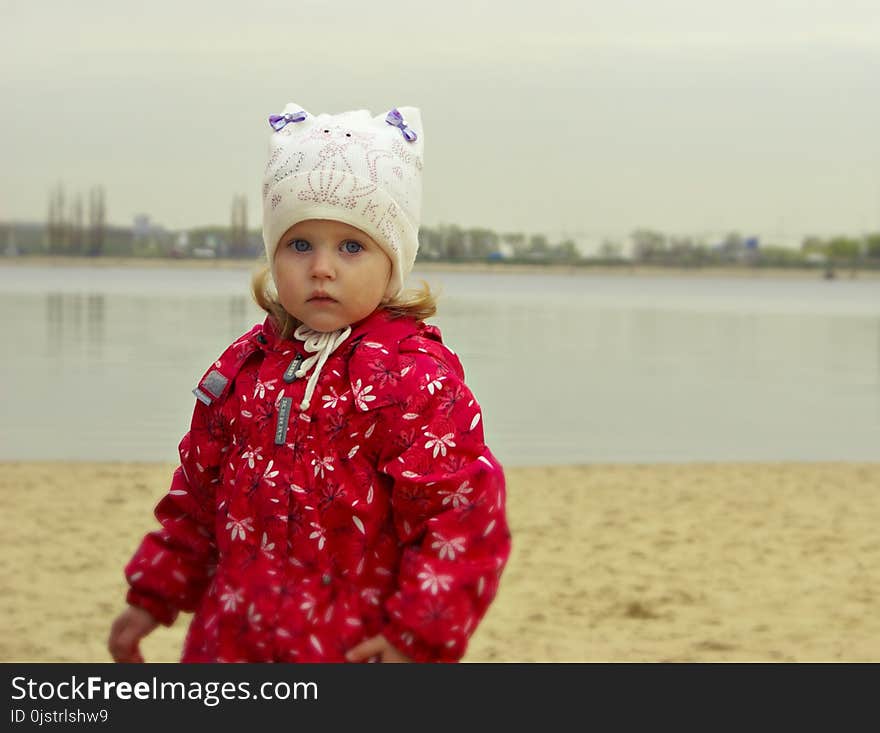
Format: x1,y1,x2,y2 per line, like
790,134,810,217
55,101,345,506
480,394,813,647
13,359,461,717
124,309,510,662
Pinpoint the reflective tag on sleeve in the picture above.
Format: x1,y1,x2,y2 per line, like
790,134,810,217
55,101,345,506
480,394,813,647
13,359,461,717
193,387,212,406
202,369,229,398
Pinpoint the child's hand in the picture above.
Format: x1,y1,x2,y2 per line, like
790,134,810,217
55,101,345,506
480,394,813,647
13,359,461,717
108,605,159,663
345,634,413,663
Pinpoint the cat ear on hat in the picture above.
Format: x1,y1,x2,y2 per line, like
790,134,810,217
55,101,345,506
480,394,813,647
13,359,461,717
268,102,311,132
396,106,423,136
384,106,423,147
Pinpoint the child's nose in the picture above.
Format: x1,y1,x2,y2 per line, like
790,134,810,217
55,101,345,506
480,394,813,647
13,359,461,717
310,248,335,279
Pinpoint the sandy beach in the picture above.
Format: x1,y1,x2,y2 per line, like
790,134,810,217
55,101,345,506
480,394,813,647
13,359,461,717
1,461,878,663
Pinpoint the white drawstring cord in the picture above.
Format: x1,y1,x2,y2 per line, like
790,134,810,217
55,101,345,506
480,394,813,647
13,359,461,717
292,324,352,411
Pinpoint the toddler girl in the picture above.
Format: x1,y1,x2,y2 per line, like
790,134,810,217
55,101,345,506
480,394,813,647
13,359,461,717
108,102,511,662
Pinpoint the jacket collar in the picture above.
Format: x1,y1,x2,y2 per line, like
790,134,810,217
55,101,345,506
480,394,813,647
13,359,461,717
254,308,416,354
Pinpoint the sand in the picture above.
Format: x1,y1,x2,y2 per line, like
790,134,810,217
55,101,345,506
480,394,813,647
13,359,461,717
1,461,878,663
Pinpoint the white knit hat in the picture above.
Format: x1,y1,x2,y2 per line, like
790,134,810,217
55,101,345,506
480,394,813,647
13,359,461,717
261,102,424,300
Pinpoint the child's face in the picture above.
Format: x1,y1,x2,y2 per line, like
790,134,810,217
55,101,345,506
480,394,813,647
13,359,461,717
274,219,392,333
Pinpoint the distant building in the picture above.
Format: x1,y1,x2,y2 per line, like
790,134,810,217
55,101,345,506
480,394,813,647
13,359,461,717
131,214,171,255
3,224,17,256
132,214,152,240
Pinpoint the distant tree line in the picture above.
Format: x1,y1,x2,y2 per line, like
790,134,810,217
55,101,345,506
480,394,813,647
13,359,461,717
5,215,880,271
45,184,106,256
416,224,579,264
607,229,880,270
417,225,880,270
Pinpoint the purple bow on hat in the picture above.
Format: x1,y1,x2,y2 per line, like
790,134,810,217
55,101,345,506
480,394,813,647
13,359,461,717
268,110,307,131
385,108,417,142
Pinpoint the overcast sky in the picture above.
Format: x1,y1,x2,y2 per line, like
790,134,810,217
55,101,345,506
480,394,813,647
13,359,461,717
3,0,879,248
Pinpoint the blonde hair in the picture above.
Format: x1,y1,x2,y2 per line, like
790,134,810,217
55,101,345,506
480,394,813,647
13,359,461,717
250,263,438,340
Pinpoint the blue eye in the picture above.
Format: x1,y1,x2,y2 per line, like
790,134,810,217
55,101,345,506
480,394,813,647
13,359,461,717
289,239,310,252
343,240,363,254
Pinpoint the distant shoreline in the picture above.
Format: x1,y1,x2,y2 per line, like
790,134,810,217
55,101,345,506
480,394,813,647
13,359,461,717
2,255,878,280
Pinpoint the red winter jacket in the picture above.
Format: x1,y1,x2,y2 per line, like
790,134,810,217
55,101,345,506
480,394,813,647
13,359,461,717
124,308,510,662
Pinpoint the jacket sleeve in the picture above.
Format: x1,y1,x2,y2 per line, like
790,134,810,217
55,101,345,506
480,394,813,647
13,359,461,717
377,345,511,662
124,395,230,626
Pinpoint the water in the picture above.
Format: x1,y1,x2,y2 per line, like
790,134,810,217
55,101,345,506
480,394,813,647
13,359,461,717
1,264,878,465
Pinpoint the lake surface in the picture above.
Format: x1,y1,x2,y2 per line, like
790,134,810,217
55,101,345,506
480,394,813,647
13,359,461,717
1,264,878,465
